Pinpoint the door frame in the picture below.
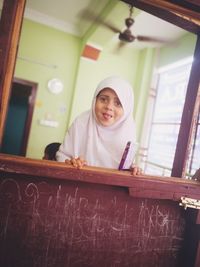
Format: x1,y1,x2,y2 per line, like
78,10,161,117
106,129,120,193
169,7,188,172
12,78,38,156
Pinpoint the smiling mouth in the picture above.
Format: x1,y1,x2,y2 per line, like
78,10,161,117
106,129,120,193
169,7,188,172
103,113,112,120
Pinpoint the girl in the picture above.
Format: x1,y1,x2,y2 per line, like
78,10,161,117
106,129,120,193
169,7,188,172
56,76,141,175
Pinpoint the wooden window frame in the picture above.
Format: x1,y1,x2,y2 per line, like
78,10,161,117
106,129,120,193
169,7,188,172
121,0,200,178
0,0,200,178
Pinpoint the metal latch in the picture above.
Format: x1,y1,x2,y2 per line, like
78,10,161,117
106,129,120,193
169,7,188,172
179,197,200,210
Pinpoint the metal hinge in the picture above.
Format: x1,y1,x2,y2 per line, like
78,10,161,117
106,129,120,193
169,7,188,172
179,197,200,210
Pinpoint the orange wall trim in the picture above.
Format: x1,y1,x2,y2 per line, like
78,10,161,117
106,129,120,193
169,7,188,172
81,44,101,61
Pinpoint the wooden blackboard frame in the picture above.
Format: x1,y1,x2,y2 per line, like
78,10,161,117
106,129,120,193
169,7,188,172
0,154,200,205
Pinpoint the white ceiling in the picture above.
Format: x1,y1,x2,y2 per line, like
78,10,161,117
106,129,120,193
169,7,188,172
1,0,187,49
25,0,111,36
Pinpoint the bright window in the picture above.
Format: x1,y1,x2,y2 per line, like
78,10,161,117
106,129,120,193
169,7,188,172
144,58,195,176
187,109,200,176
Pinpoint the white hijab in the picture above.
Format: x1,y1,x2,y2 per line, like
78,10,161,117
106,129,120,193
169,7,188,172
56,76,137,169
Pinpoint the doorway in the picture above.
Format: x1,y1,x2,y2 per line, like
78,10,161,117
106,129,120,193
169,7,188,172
1,78,37,156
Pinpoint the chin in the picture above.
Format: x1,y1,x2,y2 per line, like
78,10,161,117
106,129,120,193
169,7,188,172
101,121,114,127
96,117,115,127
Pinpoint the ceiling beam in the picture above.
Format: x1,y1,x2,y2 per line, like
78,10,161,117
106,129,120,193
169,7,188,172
121,0,200,34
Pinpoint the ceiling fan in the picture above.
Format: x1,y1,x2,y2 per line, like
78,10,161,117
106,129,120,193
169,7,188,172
118,5,169,44
81,4,170,46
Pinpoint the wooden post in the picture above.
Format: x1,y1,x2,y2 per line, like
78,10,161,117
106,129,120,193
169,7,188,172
0,0,26,146
171,36,200,178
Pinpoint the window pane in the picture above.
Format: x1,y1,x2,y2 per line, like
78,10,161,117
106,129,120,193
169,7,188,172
145,61,192,176
187,120,200,176
154,64,191,123
192,126,200,170
146,124,180,175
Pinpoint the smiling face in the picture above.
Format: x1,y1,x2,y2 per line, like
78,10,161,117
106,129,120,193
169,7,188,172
94,88,124,127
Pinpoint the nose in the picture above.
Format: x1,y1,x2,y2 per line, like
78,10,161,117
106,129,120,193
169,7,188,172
105,99,114,110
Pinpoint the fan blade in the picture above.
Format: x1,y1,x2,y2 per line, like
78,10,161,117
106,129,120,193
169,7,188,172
99,20,121,34
112,41,127,55
136,35,171,43
117,40,127,50
79,9,121,33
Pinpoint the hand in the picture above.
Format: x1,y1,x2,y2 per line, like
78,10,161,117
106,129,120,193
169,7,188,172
130,165,142,176
65,156,87,169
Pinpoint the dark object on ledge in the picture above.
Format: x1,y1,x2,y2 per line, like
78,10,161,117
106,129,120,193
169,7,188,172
43,142,61,160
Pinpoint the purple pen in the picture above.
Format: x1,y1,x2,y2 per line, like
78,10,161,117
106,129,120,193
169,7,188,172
118,141,131,170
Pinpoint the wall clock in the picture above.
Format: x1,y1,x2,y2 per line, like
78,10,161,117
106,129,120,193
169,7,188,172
47,78,64,94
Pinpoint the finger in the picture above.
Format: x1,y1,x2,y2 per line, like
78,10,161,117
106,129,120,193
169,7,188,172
81,159,87,166
132,167,138,176
136,167,142,175
76,157,87,168
131,167,142,175
76,158,84,169
79,157,87,165
65,159,72,165
71,158,78,168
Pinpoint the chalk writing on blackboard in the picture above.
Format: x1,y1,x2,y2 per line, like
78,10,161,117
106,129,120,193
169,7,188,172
0,178,185,267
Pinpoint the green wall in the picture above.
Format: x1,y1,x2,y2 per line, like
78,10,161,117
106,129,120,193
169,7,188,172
15,19,81,159
158,33,196,67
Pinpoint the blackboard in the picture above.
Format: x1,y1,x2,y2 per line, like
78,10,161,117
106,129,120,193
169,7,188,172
0,174,187,267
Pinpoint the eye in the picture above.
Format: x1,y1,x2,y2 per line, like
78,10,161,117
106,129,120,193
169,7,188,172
98,95,108,103
114,99,122,107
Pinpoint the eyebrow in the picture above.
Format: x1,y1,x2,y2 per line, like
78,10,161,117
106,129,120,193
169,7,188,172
98,94,119,100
